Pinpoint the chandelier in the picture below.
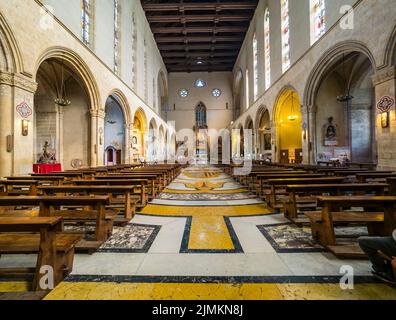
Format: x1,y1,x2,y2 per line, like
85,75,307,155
287,93,298,121
54,61,71,107
336,53,354,104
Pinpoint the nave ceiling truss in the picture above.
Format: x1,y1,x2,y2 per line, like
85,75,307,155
141,0,259,72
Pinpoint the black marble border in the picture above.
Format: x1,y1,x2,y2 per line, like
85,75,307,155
63,274,380,285
97,223,161,254
179,216,244,254
258,223,326,253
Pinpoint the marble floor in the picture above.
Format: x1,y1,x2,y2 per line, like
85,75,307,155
1,165,395,300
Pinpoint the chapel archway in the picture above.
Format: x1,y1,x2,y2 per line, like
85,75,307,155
274,89,303,164
257,108,272,159
132,108,147,162
34,57,91,169
104,95,126,165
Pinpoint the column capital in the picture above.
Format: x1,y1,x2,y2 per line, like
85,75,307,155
90,109,106,119
0,71,38,93
305,104,317,114
372,66,395,86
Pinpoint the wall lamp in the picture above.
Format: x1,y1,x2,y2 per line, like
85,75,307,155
22,120,29,136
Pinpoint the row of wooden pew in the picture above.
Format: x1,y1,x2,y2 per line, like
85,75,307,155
224,162,396,259
0,163,183,292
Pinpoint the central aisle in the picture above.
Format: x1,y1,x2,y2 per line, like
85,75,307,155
41,166,396,300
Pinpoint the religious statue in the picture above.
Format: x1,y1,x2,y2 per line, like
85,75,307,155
38,141,56,164
323,117,338,146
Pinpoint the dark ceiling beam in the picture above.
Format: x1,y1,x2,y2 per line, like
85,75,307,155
142,2,258,11
147,14,252,23
161,51,239,58
159,43,241,51
151,26,249,34
168,65,233,72
164,58,236,64
155,36,245,43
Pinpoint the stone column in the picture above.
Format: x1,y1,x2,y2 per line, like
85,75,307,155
125,123,133,164
307,104,317,165
0,72,37,176
0,72,14,177
371,66,396,170
90,109,105,167
57,105,64,166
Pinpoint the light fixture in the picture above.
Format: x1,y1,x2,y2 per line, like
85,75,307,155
336,53,354,105
287,93,298,121
381,112,389,128
54,60,71,107
22,120,29,136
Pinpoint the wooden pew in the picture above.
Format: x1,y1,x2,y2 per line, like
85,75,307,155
255,173,326,198
0,180,39,196
6,176,65,186
38,185,139,224
0,196,114,253
266,177,346,209
72,179,149,208
284,183,388,224
356,172,396,183
306,196,396,258
0,216,81,291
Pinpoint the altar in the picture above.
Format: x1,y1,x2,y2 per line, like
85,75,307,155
33,163,62,174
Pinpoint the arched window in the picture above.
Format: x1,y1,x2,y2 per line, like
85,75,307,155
195,102,207,128
131,13,137,90
281,0,291,73
253,33,259,101
114,0,121,75
144,40,148,101
310,0,326,45
264,8,271,90
245,69,250,109
81,0,94,47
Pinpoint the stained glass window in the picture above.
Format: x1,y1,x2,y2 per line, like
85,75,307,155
82,0,91,45
281,0,291,73
195,79,206,88
114,0,121,75
264,8,271,90
310,0,326,44
212,89,222,98
131,14,137,90
196,103,207,128
179,89,188,98
253,33,259,101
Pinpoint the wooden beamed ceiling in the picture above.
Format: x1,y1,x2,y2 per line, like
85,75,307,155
141,0,259,72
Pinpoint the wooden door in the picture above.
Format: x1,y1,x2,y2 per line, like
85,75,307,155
280,150,289,164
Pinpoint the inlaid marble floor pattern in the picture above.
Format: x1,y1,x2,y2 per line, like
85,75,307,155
1,165,395,300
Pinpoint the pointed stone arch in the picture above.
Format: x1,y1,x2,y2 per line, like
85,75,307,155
34,47,101,111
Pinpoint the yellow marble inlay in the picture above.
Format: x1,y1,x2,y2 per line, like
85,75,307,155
189,216,235,250
184,181,225,191
140,204,272,251
140,204,272,217
0,281,30,293
44,282,396,300
163,188,249,194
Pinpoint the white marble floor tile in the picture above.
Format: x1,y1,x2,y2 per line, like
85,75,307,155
230,219,276,253
71,253,146,276
278,253,372,276
135,253,292,277
149,218,187,254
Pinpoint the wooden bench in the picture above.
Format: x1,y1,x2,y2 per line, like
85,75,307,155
0,196,114,253
265,177,345,209
0,216,82,291
306,196,396,258
6,176,65,186
0,180,39,196
72,179,149,208
356,172,396,183
284,183,388,224
38,185,139,225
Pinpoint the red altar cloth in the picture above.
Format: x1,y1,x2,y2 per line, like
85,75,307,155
33,163,62,174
